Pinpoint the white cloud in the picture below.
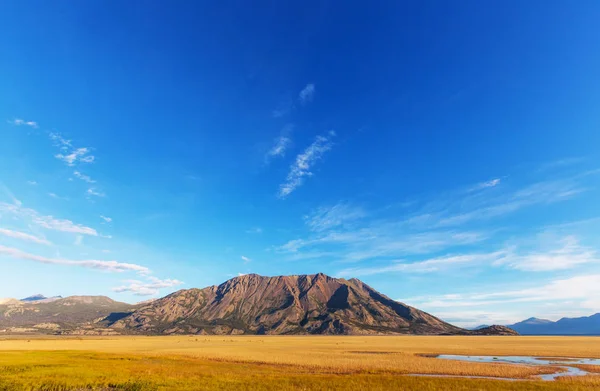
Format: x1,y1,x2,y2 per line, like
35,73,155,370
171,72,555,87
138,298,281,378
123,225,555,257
73,171,95,183
337,233,595,277
265,124,293,163
496,236,598,271
267,136,291,159
49,132,95,166
49,132,72,150
55,147,95,166
241,255,251,263
277,228,486,262
470,178,501,191
304,202,366,232
299,83,315,104
27,181,37,186
0,245,149,274
246,227,262,234
278,131,335,198
436,179,588,227
0,228,51,246
338,251,505,277
87,188,105,198
74,235,83,246
0,202,98,236
112,276,183,296
405,274,600,327
100,215,112,223
9,118,38,128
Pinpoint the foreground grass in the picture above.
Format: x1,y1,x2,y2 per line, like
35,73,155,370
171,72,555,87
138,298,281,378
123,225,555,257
0,336,599,390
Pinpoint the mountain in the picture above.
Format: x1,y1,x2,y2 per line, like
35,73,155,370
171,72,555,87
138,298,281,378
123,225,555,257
508,314,600,335
1,274,517,336
112,273,505,335
0,295,137,334
21,294,47,302
20,294,63,303
473,325,519,336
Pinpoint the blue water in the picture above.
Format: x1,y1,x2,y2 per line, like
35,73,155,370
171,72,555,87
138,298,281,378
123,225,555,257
436,355,600,381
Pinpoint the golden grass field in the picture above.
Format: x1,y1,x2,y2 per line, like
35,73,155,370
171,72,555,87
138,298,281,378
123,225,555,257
1,335,599,390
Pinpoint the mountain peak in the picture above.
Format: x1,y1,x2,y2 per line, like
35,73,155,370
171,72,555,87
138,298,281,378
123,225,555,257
112,273,468,335
21,294,47,302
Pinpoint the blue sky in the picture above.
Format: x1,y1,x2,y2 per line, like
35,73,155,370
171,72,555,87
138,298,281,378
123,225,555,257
1,1,600,327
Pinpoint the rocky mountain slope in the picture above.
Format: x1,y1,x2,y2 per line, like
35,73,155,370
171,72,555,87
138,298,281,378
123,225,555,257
1,274,518,336
0,295,136,334
113,273,473,335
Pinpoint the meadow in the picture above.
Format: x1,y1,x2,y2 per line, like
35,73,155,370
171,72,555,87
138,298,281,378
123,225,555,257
0,335,599,390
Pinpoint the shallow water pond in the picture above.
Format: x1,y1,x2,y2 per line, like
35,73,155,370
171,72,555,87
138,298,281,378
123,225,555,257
436,355,600,381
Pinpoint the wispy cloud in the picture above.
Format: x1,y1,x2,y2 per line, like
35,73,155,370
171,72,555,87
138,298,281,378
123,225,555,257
112,276,183,296
434,178,589,227
0,202,98,236
299,83,315,104
304,202,367,232
265,124,293,163
87,188,105,198
73,171,96,183
0,245,149,274
496,236,598,271
49,132,72,150
8,118,38,128
100,215,112,223
469,178,501,192
241,255,251,263
49,133,95,166
27,181,37,186
277,224,486,261
338,233,595,277
278,131,336,198
338,251,504,277
0,228,51,246
245,227,262,234
404,273,600,327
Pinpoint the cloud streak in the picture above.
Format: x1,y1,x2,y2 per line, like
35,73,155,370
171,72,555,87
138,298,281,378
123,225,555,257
87,188,106,198
9,118,38,128
0,245,149,274
0,202,98,236
50,133,95,166
0,228,52,246
278,131,335,198
299,83,315,104
113,276,183,296
74,171,96,183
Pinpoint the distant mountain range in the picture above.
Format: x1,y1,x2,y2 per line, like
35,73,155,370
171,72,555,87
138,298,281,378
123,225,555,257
20,294,63,303
1,274,515,336
506,314,600,335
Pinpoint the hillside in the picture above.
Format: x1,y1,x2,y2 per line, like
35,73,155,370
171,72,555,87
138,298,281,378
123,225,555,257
113,273,467,335
0,295,136,334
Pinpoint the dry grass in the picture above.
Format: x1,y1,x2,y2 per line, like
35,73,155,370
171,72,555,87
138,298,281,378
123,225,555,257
0,336,599,390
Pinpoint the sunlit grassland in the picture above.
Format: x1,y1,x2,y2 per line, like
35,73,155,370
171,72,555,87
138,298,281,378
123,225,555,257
1,336,599,390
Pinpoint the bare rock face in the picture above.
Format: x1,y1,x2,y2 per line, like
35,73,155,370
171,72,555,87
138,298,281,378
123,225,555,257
113,273,465,335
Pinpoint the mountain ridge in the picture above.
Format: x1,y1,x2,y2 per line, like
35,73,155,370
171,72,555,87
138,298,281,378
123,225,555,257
2,274,517,336
507,313,600,335
112,273,513,335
